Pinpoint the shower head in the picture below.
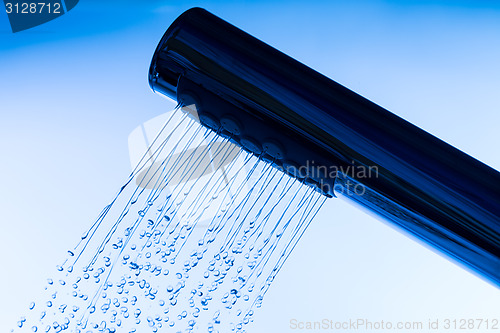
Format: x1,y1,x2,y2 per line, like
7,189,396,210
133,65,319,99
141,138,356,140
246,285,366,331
149,8,500,287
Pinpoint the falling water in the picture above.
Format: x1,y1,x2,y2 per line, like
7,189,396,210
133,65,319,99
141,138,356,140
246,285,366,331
13,105,326,333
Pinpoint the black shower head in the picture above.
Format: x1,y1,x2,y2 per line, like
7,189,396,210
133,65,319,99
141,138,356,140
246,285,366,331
149,8,500,287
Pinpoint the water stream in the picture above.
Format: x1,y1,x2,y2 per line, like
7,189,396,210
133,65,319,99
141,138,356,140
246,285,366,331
13,106,326,333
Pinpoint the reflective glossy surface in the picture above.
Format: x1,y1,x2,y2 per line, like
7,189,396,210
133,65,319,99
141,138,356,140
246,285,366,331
149,8,500,287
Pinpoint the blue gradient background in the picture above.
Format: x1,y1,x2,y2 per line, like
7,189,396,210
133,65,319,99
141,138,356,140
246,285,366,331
1,1,499,331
